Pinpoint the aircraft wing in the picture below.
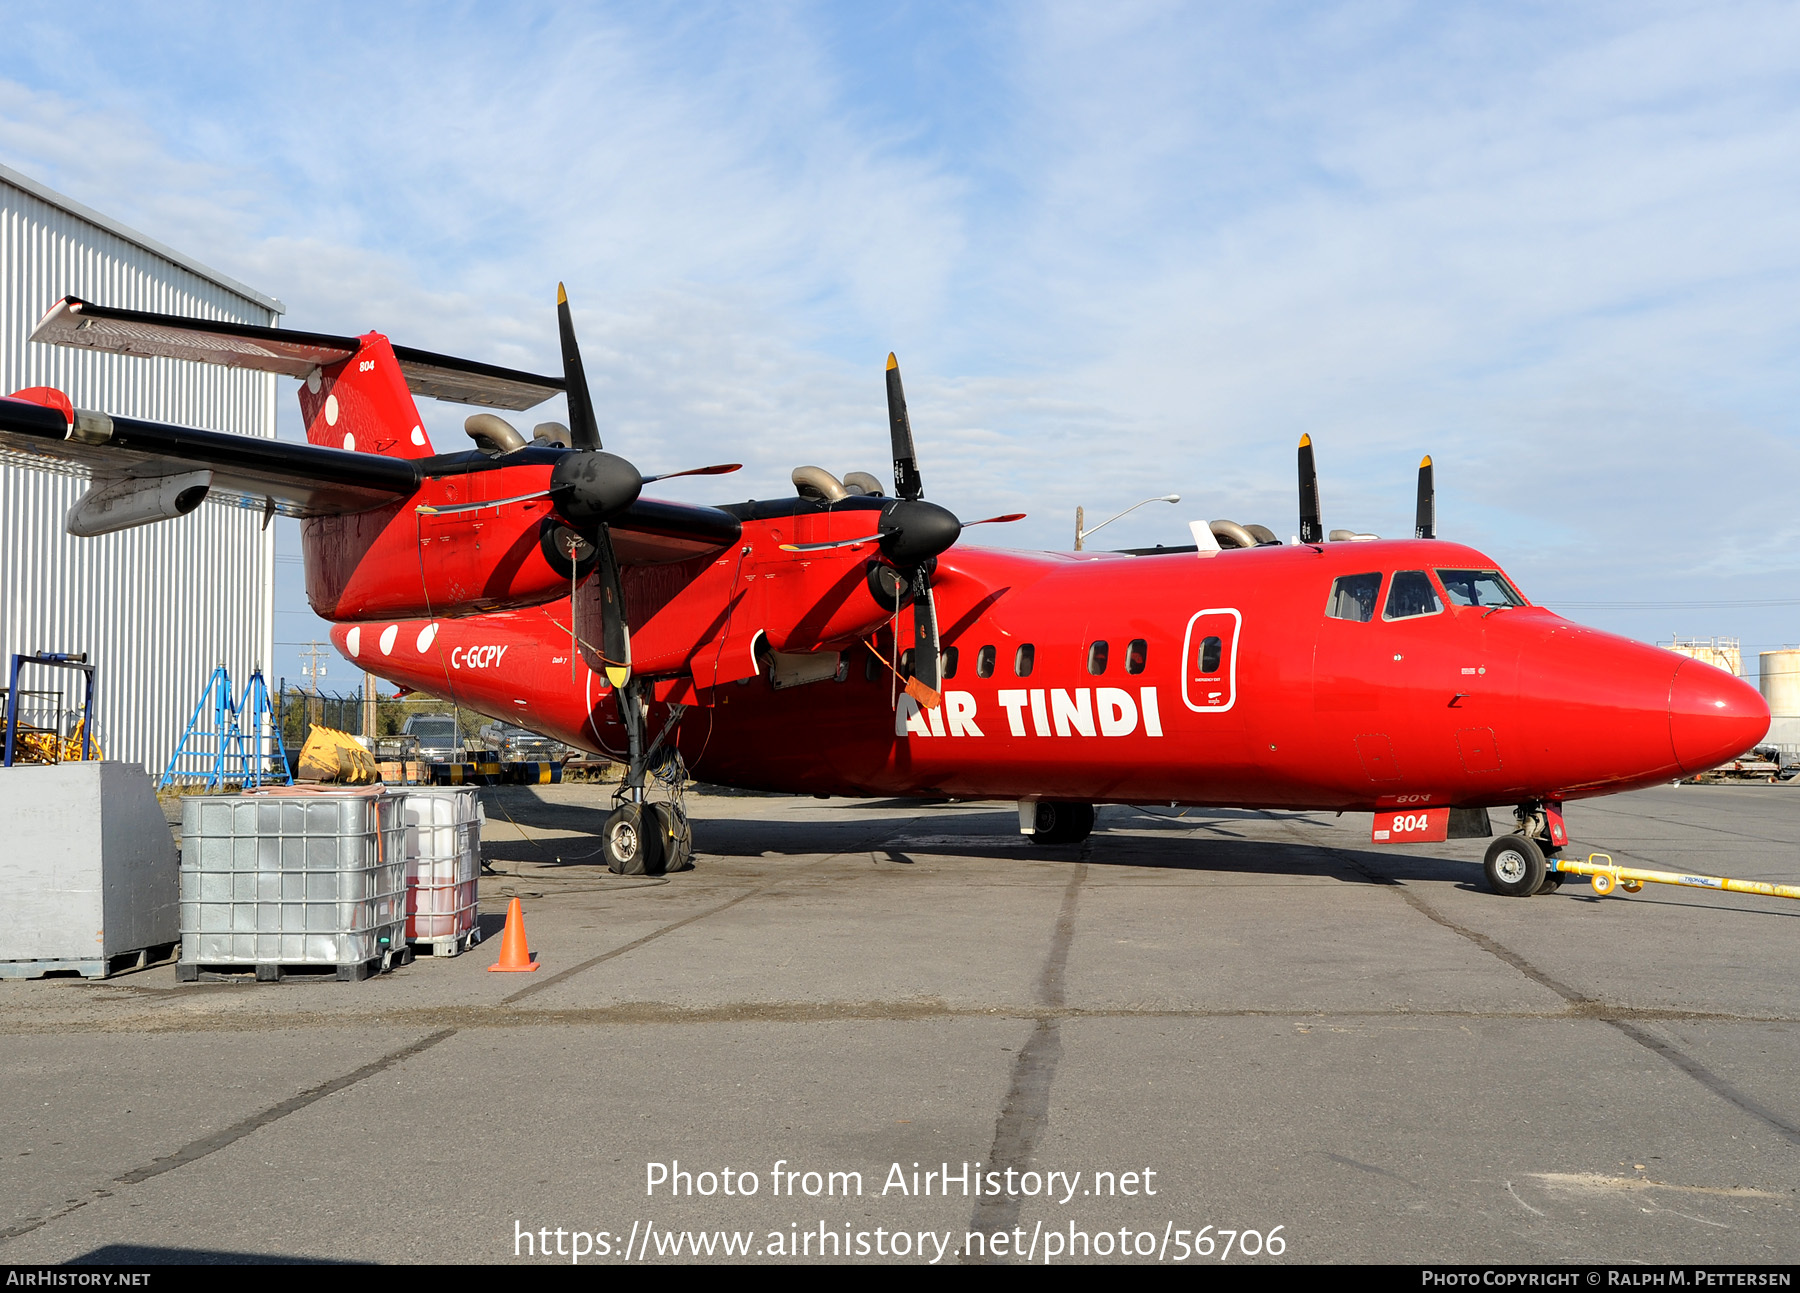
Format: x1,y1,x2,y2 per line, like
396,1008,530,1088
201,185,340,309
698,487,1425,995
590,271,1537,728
0,392,742,560
0,392,415,516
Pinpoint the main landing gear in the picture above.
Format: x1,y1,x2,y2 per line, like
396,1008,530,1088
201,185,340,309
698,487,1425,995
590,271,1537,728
1481,801,1565,897
1022,800,1096,846
601,686,695,876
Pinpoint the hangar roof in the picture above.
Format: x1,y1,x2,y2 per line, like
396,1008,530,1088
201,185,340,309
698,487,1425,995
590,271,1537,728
0,162,285,318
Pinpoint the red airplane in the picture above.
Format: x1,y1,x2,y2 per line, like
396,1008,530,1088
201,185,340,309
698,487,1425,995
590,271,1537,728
0,291,1770,898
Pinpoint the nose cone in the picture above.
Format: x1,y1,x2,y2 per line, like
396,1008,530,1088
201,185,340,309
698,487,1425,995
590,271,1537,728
1669,659,1769,774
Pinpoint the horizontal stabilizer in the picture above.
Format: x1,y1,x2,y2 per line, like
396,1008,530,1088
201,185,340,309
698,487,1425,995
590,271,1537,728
30,297,565,411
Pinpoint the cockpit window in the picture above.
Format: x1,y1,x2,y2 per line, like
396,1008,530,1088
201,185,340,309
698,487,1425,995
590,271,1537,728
1436,569,1525,609
1326,573,1382,623
1384,570,1443,620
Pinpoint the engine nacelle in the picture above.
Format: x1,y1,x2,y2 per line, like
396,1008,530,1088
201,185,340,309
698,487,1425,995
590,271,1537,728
303,467,594,620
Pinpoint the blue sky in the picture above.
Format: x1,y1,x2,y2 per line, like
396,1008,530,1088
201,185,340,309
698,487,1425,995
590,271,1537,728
3,1,1799,690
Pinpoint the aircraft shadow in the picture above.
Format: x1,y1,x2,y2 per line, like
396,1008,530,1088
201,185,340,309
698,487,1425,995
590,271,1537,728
68,1243,351,1265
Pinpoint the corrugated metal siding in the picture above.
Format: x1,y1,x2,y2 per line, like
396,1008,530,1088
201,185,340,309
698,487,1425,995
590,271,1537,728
1,175,277,775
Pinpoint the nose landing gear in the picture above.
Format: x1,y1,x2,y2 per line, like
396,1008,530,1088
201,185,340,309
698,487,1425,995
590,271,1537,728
1482,800,1567,896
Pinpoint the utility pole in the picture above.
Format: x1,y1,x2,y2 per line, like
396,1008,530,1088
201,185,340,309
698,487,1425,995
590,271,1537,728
1074,505,1085,551
363,670,379,740
299,639,329,731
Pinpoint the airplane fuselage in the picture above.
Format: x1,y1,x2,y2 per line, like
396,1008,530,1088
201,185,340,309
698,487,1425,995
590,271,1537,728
332,522,1768,813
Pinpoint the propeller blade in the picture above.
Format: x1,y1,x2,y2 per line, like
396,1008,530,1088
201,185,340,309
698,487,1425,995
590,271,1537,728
908,571,943,703
592,526,632,687
415,488,551,516
1298,433,1323,544
557,283,602,452
640,463,742,484
1414,454,1435,540
962,513,1026,528
885,353,923,501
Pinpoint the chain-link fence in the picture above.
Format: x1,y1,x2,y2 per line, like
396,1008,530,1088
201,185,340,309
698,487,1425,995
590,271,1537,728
273,683,490,753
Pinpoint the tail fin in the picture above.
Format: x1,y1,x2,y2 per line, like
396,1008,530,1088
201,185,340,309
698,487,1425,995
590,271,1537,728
299,334,436,459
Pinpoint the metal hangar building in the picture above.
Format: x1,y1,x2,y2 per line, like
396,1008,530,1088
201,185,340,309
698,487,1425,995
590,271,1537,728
0,163,282,774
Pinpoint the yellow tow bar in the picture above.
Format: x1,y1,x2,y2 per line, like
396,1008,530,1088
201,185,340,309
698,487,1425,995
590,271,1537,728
1553,853,1800,901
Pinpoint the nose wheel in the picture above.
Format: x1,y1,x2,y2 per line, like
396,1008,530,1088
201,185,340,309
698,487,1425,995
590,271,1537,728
1482,833,1546,897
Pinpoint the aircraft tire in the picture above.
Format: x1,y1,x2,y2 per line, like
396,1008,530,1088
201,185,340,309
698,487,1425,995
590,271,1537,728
653,803,694,873
1031,801,1095,846
1534,868,1565,894
1483,834,1545,897
604,803,665,876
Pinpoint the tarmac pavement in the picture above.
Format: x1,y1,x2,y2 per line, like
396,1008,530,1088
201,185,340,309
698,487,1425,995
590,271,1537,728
1,782,1796,1265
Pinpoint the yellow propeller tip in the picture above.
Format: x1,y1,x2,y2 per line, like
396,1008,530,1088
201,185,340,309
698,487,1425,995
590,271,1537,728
886,353,898,370
557,282,568,305
1299,433,1312,447
1420,454,1432,467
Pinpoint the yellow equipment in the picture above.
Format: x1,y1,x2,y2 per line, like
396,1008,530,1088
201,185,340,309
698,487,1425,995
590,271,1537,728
1554,853,1800,902
297,726,379,784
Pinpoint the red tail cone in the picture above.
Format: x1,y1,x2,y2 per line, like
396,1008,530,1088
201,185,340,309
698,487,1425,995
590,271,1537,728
487,897,539,972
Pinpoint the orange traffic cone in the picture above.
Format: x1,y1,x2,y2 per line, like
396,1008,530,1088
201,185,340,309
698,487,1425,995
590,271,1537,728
487,897,540,972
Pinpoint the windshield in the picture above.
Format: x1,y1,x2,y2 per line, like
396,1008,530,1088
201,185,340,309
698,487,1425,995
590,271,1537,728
410,721,457,742
1435,569,1525,609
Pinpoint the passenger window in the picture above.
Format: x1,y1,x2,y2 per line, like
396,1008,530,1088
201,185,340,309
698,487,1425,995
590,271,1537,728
899,649,915,678
976,645,996,678
865,650,879,682
1126,639,1147,675
1014,644,1035,677
1087,641,1108,675
942,646,959,679
1327,572,1382,623
1383,570,1443,620
1198,635,1222,673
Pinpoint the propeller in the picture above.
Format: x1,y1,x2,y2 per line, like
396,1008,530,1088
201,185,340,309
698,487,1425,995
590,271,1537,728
1414,455,1435,540
1297,434,1323,544
780,354,1026,702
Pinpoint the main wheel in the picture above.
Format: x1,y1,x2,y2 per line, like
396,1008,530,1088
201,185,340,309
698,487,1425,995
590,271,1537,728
604,803,665,875
652,803,693,873
1483,833,1545,897
1030,801,1096,846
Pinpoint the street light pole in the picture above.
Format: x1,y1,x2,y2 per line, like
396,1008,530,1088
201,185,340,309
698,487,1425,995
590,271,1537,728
1075,495,1181,551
